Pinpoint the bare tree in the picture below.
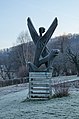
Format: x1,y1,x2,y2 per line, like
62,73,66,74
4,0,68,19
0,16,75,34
52,34,70,76
66,47,79,76
16,31,30,66
14,31,35,77
0,48,15,80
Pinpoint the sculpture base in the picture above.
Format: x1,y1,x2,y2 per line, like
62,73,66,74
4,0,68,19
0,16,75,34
28,72,52,100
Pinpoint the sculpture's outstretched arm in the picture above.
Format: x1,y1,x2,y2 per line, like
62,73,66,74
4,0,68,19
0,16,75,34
41,17,58,45
27,17,40,44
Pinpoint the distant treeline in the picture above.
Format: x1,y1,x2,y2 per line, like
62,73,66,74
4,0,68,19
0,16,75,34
0,33,79,81
0,77,28,87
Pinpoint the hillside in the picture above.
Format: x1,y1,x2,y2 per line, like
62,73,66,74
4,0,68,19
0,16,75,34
0,33,79,80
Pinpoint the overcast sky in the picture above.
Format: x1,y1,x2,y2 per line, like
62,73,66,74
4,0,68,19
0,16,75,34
0,0,79,49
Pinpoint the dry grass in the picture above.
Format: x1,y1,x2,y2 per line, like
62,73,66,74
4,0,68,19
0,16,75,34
53,82,70,98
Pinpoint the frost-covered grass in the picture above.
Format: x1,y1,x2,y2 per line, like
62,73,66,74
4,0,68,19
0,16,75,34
52,75,79,82
0,75,79,119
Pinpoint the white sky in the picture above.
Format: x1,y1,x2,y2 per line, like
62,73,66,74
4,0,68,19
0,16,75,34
0,0,79,49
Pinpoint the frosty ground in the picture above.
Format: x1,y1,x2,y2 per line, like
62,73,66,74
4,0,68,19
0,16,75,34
0,76,79,119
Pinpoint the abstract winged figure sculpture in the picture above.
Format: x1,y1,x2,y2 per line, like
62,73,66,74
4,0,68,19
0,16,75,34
27,17,60,72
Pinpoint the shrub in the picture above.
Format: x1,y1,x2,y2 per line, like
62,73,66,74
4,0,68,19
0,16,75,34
53,81,70,98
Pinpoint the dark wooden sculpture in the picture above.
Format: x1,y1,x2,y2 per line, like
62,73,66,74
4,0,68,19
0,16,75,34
27,17,59,72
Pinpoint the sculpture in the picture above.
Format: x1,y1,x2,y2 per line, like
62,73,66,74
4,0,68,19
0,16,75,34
27,17,59,72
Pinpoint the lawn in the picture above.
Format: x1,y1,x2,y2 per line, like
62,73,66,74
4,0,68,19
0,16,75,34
0,76,79,119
